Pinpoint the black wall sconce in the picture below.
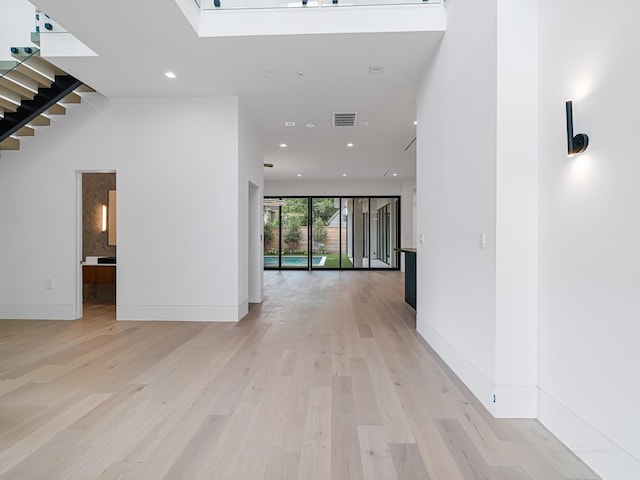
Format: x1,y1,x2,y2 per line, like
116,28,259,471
565,100,589,156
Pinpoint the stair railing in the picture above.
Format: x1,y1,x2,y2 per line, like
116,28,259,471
197,0,441,10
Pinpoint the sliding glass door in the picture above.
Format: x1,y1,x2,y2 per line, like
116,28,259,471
369,197,399,268
340,198,354,269
264,196,399,270
264,197,309,269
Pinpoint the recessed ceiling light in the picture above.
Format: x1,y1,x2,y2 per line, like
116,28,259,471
347,143,354,148
297,71,304,76
413,120,418,125
285,122,296,127
358,121,369,126
368,65,384,75
393,173,398,177
279,143,288,148
305,122,316,128
297,173,302,177
342,173,347,177
164,71,176,78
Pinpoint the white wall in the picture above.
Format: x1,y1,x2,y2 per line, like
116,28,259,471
0,94,251,322
537,1,640,477
493,0,538,418
113,96,241,321
418,0,640,476
238,100,264,308
196,4,446,38
0,0,36,60
400,181,416,271
417,0,539,418
416,0,498,413
265,179,403,198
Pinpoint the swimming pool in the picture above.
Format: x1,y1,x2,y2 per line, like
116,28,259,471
264,256,326,267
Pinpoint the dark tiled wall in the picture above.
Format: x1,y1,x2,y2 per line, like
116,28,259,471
82,173,116,259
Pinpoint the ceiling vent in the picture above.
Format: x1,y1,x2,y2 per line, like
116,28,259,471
333,112,357,127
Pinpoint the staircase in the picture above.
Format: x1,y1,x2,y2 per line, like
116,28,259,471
0,47,93,152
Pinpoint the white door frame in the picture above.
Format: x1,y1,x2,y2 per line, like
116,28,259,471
248,181,263,303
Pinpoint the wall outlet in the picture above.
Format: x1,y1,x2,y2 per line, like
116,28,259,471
44,278,54,290
480,233,486,249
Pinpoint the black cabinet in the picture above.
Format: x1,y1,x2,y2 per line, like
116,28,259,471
400,249,416,310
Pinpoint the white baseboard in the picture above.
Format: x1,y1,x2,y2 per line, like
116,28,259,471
416,315,537,418
237,300,249,320
0,304,76,320
493,384,537,418
248,289,264,304
417,315,496,414
538,388,640,480
117,305,241,322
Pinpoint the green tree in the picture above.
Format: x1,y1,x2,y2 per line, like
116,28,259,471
312,198,338,223
283,215,302,251
281,198,337,224
282,198,308,222
312,217,327,252
263,221,274,247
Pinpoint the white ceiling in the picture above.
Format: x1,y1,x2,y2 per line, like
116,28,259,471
32,0,443,181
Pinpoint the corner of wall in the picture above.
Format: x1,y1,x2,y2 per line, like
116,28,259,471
538,388,640,479
416,315,496,415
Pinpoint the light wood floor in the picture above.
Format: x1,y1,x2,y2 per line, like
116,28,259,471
0,270,600,480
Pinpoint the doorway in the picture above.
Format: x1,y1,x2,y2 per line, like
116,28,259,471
75,171,117,319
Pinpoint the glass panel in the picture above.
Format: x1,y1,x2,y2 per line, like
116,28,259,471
35,10,68,34
341,198,354,269
369,198,399,268
200,0,318,11
281,197,309,269
199,0,441,10
0,47,40,82
263,198,281,268
351,198,369,268
311,198,340,269
320,0,440,6
263,196,399,270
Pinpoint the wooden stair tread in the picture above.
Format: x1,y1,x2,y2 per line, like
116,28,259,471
15,125,35,136
2,70,40,94
0,84,23,105
0,137,20,150
76,84,96,93
0,77,37,101
20,55,56,81
0,97,19,113
46,103,66,115
61,91,81,104
29,115,51,127
15,64,53,89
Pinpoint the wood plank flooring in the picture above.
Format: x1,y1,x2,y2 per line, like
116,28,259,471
0,270,600,479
